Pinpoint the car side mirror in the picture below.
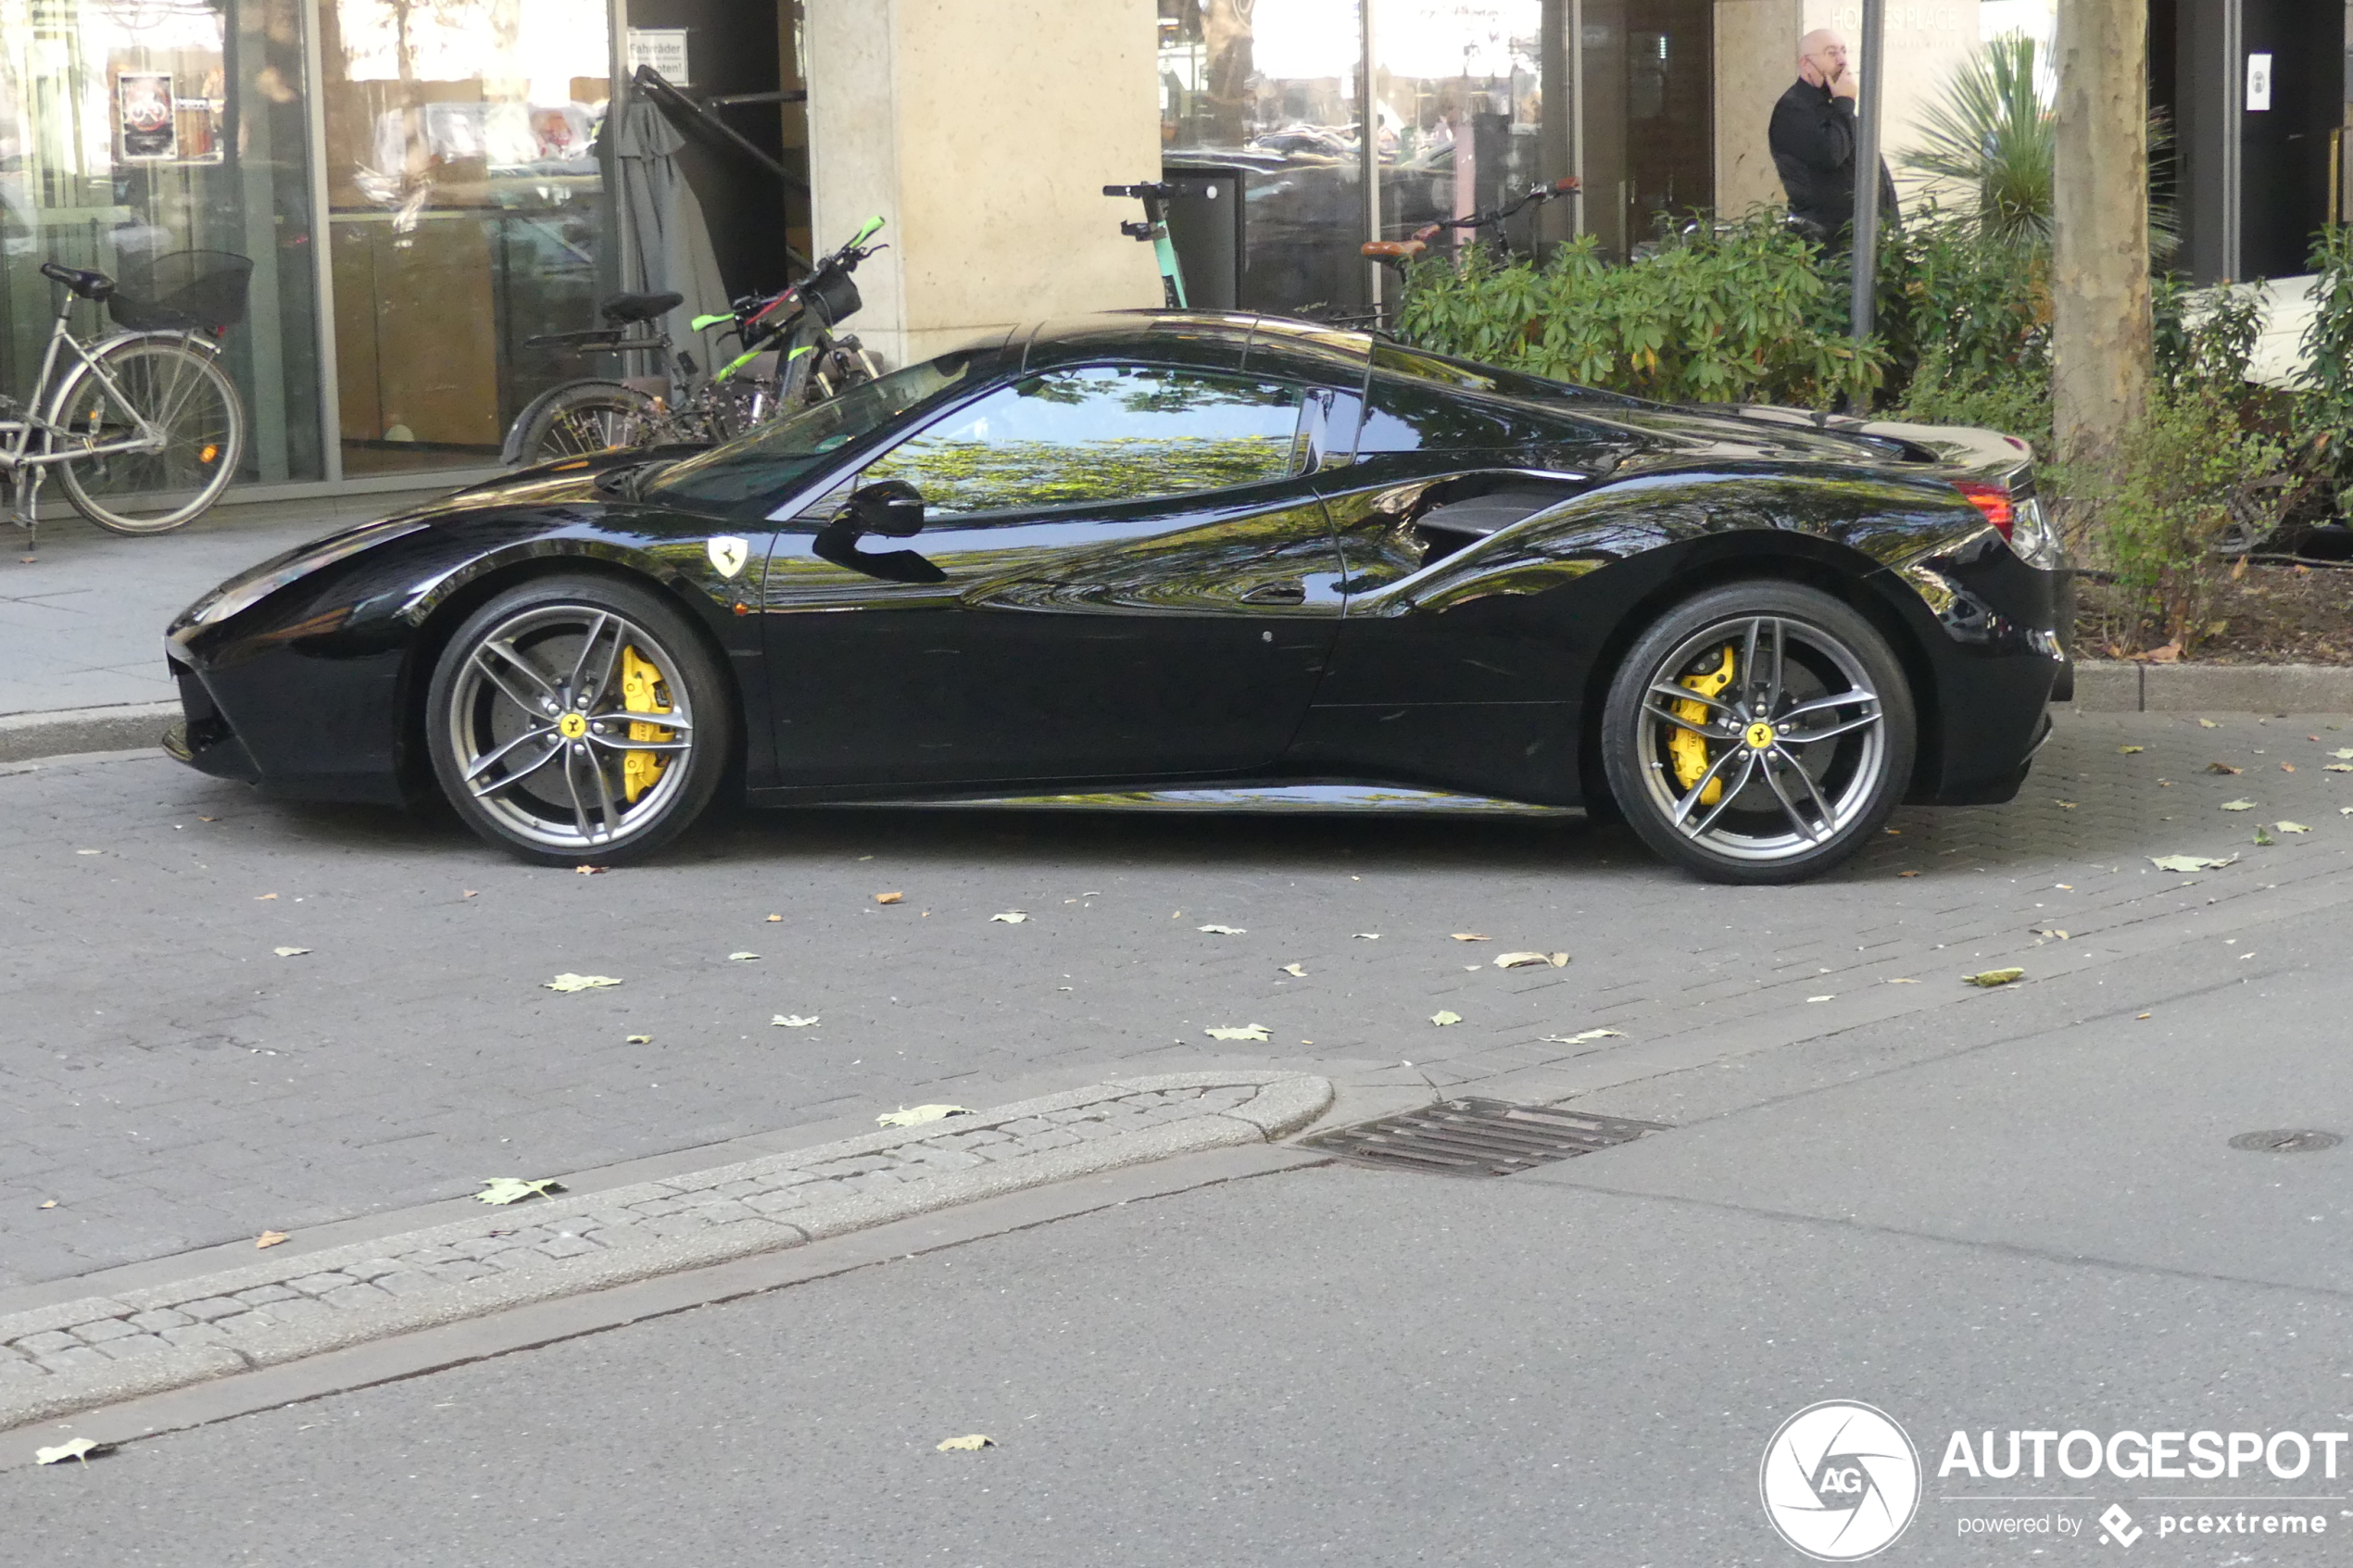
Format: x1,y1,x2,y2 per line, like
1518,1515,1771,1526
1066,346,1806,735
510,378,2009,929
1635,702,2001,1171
839,478,924,538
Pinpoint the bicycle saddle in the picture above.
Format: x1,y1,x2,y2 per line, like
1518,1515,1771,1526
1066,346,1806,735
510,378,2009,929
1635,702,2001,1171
40,261,115,300
599,291,684,324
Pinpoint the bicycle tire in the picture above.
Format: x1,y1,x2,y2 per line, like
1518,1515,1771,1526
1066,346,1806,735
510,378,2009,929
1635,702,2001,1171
506,381,663,466
50,336,244,534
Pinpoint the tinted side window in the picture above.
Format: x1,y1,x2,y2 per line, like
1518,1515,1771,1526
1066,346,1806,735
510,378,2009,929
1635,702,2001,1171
862,366,1306,517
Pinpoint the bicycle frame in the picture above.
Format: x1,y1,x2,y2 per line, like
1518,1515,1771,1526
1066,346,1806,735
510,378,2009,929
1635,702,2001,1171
0,308,179,478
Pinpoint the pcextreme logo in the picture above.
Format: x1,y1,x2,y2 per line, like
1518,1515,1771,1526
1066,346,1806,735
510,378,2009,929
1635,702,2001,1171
1760,1400,1924,1561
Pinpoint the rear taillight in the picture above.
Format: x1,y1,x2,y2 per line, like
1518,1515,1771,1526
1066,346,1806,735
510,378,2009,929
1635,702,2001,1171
1952,480,2014,538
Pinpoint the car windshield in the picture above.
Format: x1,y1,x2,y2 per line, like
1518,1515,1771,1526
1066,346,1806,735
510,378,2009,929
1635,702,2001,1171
643,352,986,508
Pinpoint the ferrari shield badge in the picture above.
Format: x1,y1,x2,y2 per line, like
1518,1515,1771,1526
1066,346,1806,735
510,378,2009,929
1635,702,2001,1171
706,535,749,579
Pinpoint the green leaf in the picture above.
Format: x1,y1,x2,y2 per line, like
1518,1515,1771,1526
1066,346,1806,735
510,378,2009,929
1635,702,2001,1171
475,1177,563,1205
1963,968,2024,987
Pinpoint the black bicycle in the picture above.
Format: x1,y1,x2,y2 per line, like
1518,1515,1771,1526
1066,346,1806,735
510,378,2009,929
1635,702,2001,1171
502,218,886,467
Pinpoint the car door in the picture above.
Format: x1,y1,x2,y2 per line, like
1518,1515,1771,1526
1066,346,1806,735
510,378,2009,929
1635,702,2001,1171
760,361,1349,787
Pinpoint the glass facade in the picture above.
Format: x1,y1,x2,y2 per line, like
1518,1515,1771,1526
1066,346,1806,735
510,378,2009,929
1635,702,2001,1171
1157,0,1717,315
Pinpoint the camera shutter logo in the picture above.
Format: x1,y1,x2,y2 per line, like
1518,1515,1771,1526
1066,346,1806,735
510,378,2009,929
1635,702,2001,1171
1759,1401,1922,1560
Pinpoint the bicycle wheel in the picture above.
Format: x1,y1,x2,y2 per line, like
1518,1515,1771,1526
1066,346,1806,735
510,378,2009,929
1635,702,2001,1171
507,382,662,466
50,336,243,534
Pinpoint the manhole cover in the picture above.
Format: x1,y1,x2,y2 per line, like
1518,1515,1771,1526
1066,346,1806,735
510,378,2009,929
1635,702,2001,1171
2227,1129,2344,1153
1300,1098,1666,1177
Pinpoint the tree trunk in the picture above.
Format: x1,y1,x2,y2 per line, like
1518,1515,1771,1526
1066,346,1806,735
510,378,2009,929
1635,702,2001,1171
2051,0,2153,476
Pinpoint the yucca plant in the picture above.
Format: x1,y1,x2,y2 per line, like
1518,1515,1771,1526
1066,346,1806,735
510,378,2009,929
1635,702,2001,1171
1899,33,2175,261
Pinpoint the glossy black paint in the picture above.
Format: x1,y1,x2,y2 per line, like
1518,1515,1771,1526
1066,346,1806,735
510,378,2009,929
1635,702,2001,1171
165,312,2069,824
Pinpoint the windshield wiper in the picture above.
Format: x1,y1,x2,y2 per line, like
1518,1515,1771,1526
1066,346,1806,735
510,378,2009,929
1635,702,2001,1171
593,460,674,502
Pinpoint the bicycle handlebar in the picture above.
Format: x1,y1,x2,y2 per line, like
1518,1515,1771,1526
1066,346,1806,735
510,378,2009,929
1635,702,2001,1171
1410,176,1581,241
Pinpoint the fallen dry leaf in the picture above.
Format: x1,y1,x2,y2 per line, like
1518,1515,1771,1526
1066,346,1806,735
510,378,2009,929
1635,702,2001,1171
2137,1011,2153,1020
874,892,903,905
475,1177,562,1205
574,864,608,875
1494,951,1570,969
1887,977,1919,984
2334,748,2353,760
1896,870,1920,878
771,1014,820,1028
1196,923,1247,935
1430,1010,1462,1026
255,1230,288,1248
2283,763,2296,772
988,911,1028,924
1353,933,1380,940
1963,968,2025,987
34,1437,109,1465
461,890,478,899
2119,745,2145,754
2277,821,2311,834
1540,1028,1624,1045
1807,995,1835,1003
2205,761,2243,774
1204,1024,1270,1042
1279,963,1306,977
2198,719,2220,729
254,892,278,900
766,913,782,922
2326,764,2353,773
273,947,310,958
625,1034,652,1044
2033,928,2070,941
937,1435,995,1451
876,1105,974,1128
2219,799,2256,811
544,973,622,992
727,951,761,961
74,849,101,856
2147,852,2238,872
38,1199,57,1209
1449,933,1491,942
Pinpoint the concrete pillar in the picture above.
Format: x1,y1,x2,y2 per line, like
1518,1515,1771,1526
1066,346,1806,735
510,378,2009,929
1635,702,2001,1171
1716,0,1805,220
803,0,1165,373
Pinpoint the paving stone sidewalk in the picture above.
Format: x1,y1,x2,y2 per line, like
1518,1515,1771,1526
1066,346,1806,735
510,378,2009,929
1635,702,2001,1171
0,1070,1330,1434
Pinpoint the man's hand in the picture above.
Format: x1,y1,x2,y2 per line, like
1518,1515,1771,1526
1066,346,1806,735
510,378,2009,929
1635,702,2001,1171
1829,69,1858,103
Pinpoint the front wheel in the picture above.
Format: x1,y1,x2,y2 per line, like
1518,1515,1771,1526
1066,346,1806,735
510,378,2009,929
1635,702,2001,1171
426,576,735,864
51,337,244,533
504,381,663,467
1600,582,1915,884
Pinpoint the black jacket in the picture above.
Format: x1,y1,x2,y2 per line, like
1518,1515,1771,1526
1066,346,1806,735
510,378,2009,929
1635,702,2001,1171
1768,78,1898,239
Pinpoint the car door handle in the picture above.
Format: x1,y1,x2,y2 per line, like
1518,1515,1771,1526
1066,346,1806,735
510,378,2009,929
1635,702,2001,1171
1240,581,1306,605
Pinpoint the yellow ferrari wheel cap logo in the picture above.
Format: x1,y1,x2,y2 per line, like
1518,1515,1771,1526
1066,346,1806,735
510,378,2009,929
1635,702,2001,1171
1744,721,1776,750
706,535,749,579
557,711,588,739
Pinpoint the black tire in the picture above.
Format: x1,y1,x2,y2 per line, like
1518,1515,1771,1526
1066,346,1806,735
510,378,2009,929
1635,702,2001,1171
51,337,244,533
505,381,661,466
425,576,735,864
1600,581,1915,884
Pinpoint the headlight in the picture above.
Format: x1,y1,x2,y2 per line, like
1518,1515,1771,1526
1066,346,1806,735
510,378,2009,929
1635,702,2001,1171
186,519,431,627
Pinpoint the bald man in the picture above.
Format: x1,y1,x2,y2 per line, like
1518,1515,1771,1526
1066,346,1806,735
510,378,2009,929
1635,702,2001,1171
1768,28,1897,249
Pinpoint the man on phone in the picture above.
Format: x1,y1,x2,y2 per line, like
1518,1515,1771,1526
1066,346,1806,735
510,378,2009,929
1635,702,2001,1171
1768,28,1897,250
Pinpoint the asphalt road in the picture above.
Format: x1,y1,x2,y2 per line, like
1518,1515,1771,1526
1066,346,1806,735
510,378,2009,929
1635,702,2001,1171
5,905,2348,1565
7,709,2353,1293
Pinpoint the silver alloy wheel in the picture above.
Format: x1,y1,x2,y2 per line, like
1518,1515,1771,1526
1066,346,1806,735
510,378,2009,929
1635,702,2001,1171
1632,613,1888,866
444,604,697,852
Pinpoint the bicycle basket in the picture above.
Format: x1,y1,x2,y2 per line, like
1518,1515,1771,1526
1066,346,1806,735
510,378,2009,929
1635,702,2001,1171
107,251,254,333
801,262,862,330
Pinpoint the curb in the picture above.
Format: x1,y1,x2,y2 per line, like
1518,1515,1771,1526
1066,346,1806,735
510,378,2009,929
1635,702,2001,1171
0,1071,1332,1436
0,701,177,765
2070,661,2353,713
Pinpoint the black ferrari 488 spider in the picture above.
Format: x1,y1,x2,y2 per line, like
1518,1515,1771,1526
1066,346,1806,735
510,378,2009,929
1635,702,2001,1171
167,312,2070,883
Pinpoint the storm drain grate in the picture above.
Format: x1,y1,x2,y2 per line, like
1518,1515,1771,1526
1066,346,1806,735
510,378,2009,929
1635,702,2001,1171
1301,1098,1667,1177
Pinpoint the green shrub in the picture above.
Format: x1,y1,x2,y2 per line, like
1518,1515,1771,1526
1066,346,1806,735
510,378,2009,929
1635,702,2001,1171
2083,383,2284,656
1390,215,1881,409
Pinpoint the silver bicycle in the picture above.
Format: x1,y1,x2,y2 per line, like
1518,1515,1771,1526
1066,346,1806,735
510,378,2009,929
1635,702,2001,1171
5,250,250,544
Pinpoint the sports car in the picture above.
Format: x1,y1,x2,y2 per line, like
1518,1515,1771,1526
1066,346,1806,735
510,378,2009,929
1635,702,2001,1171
166,312,2071,884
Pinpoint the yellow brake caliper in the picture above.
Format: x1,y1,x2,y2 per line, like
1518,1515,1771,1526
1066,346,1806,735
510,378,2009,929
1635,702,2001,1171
619,646,673,803
1668,646,1736,804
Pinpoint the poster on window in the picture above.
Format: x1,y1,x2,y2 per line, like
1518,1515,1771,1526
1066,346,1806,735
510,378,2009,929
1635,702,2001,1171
118,72,176,160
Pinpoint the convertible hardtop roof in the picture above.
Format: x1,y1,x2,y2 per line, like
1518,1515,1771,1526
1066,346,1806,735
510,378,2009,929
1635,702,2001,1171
1015,311,1375,378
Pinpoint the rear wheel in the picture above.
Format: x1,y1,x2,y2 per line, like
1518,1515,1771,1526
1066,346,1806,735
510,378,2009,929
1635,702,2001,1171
508,382,662,465
1600,582,1915,884
51,337,243,533
426,577,734,864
